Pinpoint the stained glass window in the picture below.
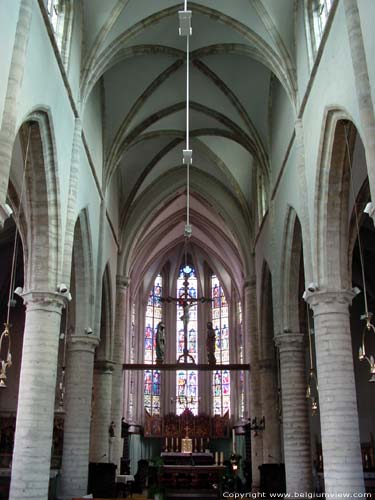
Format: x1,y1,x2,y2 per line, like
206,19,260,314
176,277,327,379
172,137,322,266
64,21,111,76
211,275,230,415
238,301,245,418
144,274,163,415
176,265,198,415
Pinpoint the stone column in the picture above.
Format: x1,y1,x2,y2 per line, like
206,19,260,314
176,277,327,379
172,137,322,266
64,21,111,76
90,360,115,463
111,275,130,468
343,0,375,203
59,335,99,500
0,0,33,204
274,333,312,494
259,358,281,463
306,290,365,496
243,278,263,491
9,291,64,500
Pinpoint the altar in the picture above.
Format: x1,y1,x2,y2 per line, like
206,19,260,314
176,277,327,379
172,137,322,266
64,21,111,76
147,451,225,496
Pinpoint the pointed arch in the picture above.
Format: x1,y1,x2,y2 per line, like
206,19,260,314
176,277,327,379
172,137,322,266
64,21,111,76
97,264,113,360
70,209,94,335
280,206,304,333
314,109,359,289
259,260,274,359
14,111,62,290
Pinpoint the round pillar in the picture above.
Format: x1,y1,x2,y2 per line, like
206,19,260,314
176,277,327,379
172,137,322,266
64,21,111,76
259,358,281,463
274,333,312,494
59,335,99,499
111,276,130,468
9,291,64,500
306,290,365,496
244,278,263,490
90,360,114,463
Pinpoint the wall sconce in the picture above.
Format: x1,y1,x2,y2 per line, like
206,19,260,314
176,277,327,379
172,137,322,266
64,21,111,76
249,416,265,436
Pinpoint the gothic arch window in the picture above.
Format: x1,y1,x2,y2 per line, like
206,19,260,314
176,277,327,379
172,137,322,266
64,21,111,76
211,275,230,415
238,300,245,418
46,0,73,67
176,265,198,415
143,274,163,415
307,0,334,58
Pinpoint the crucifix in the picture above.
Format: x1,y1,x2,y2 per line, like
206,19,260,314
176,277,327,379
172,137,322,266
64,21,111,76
123,263,250,371
161,264,211,364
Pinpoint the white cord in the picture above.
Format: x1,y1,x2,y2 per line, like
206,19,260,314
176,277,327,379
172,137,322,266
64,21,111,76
185,5,190,228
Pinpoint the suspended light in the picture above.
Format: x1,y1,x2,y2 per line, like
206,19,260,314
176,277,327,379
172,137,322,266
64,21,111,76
0,126,32,388
305,303,319,415
179,1,193,240
343,123,375,382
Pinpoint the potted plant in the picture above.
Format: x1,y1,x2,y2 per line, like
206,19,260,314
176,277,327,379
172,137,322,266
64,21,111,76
147,483,165,500
147,457,165,500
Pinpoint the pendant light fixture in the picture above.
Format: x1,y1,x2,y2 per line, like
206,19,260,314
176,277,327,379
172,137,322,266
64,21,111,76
343,124,375,382
179,1,193,240
305,304,319,415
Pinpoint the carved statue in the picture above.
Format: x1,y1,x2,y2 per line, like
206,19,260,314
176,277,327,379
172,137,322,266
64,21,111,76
206,321,216,365
109,421,115,438
155,321,166,363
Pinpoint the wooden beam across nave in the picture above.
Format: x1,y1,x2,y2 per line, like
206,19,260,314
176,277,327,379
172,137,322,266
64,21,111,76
122,363,250,371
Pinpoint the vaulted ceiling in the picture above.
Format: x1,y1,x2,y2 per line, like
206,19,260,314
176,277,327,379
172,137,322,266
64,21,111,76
80,0,296,290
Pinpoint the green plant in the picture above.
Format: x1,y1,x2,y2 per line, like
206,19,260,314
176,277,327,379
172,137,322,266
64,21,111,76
147,457,165,499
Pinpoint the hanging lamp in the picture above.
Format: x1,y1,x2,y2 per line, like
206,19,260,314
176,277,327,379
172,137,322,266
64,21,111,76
0,125,31,388
344,123,375,382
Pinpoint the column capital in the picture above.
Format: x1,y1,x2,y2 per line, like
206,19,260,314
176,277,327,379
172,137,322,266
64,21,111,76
0,203,12,228
274,332,305,351
68,334,99,353
94,359,115,373
21,290,67,310
116,275,130,289
304,289,354,310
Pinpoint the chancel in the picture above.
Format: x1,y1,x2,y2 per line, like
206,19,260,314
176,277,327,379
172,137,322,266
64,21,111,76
0,1,375,500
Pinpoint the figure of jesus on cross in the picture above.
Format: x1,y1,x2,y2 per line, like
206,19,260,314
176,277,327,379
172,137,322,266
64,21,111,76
161,265,212,364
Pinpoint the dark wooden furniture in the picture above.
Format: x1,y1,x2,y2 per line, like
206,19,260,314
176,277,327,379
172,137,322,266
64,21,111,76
144,408,229,442
259,463,286,495
160,464,225,491
87,462,117,498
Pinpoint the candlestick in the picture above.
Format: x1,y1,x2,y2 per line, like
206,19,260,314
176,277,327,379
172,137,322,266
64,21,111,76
232,428,236,453
214,451,218,465
171,437,174,451
219,451,224,465
200,437,203,452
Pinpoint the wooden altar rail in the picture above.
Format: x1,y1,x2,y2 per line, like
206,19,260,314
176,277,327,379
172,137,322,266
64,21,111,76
123,363,250,371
